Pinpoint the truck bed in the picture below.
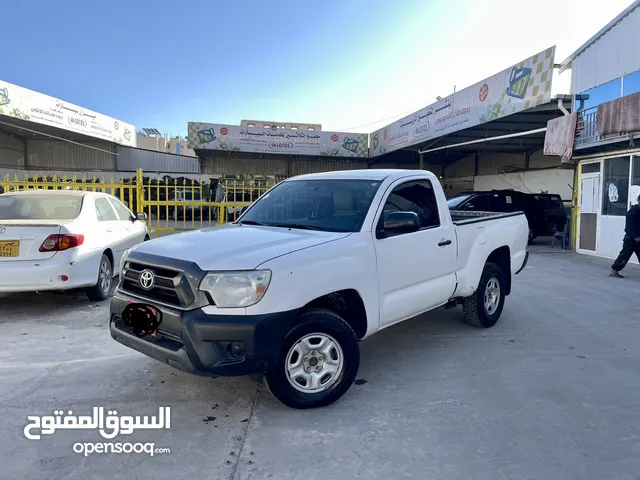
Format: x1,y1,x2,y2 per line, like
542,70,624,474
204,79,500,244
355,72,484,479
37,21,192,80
451,210,525,226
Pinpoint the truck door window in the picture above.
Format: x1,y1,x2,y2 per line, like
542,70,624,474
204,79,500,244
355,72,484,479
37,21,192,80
381,180,440,231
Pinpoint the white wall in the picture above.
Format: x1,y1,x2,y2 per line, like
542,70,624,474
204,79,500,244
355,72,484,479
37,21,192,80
136,134,167,152
442,150,571,198
570,5,640,94
445,150,561,178
597,216,631,261
473,169,574,201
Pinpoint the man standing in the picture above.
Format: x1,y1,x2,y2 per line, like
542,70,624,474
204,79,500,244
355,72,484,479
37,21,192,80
610,194,640,278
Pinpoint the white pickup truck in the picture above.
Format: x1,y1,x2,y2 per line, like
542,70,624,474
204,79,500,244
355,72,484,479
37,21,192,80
110,169,529,409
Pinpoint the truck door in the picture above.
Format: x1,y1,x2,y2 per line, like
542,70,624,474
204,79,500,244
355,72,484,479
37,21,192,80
373,179,457,327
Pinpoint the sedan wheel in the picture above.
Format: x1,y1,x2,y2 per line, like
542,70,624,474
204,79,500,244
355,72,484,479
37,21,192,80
85,254,113,302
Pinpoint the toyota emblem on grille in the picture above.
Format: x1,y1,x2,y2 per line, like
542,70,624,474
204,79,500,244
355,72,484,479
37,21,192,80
0,226,5,235
139,269,156,290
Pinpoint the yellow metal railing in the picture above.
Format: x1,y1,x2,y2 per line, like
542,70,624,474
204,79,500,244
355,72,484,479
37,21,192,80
1,168,282,234
0,173,136,205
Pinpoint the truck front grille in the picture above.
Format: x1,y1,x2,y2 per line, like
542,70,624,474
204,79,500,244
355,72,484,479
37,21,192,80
120,261,196,308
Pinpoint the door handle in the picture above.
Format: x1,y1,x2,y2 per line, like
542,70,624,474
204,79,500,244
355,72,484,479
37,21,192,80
438,239,452,247
106,229,113,233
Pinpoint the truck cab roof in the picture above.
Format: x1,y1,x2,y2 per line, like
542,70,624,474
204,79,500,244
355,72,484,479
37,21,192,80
289,169,436,183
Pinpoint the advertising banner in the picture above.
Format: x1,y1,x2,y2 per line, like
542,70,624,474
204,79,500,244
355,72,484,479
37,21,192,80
0,80,136,147
370,46,556,157
187,122,369,158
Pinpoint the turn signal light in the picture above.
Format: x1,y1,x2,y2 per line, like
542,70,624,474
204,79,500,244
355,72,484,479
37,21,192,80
39,234,85,252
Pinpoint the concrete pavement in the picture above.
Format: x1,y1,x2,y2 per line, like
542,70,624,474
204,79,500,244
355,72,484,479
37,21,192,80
1,246,640,480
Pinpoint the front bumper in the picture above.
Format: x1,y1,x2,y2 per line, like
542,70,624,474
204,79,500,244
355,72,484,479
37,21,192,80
109,293,298,377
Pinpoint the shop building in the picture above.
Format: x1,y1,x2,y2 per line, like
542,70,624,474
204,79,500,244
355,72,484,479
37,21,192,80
558,0,640,263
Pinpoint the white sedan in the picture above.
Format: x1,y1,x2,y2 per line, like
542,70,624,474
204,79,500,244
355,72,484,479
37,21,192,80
0,190,149,301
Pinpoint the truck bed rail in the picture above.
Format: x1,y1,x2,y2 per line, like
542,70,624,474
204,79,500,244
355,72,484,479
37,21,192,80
451,210,525,226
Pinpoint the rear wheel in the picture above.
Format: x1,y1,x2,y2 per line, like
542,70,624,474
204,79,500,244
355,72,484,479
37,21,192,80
85,254,113,302
462,262,505,328
264,308,360,409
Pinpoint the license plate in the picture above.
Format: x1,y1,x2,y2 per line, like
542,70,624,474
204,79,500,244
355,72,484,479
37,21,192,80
0,241,19,257
127,301,159,335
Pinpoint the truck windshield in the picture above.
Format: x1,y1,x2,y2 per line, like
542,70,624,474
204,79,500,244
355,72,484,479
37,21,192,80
0,195,83,220
237,179,381,232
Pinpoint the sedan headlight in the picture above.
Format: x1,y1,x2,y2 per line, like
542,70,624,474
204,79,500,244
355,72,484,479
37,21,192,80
199,270,271,308
120,248,132,276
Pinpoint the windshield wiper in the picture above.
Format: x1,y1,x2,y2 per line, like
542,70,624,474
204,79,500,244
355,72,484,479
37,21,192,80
237,220,264,226
270,223,327,231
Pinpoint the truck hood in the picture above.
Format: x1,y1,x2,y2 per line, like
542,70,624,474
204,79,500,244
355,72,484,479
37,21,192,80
132,223,350,271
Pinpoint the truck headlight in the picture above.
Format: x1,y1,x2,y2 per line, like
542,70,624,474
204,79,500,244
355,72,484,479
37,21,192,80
199,270,271,308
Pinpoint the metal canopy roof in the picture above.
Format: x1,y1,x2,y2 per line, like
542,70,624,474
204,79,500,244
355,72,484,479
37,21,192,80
559,0,640,73
0,115,108,144
387,100,569,168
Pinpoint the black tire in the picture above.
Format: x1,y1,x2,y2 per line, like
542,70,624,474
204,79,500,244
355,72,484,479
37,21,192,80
462,262,505,328
144,234,150,241
264,308,360,409
85,254,113,302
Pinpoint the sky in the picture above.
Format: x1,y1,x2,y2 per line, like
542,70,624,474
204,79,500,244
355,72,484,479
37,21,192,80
3,0,636,137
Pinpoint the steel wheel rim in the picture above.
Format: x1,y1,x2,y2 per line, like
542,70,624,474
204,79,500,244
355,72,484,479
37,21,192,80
285,333,344,394
99,259,111,294
484,277,500,315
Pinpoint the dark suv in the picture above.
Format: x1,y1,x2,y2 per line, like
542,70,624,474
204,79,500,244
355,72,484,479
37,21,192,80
447,189,567,243
532,193,568,235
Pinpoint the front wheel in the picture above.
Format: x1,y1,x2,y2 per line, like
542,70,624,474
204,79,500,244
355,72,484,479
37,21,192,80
264,308,360,409
462,262,505,328
85,254,113,302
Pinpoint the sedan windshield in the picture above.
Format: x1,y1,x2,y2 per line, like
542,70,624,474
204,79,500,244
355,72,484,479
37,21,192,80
447,194,472,209
238,179,381,232
0,195,83,220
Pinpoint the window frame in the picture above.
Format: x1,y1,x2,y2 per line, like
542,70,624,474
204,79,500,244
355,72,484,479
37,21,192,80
375,179,441,239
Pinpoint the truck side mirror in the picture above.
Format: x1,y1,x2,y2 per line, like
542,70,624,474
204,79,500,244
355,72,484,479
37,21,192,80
381,211,421,237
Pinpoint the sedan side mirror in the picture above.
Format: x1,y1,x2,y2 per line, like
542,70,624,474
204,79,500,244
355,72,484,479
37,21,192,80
136,212,148,222
381,211,421,237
